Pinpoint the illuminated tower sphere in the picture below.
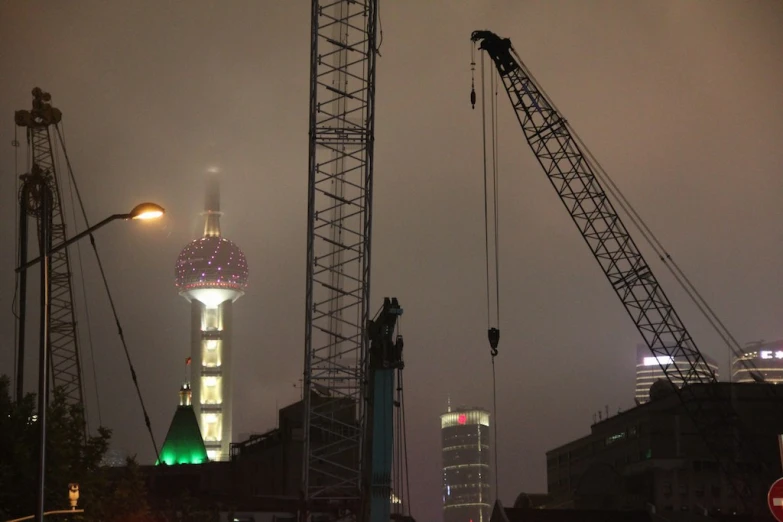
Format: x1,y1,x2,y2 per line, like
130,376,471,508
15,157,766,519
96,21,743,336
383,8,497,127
175,176,248,461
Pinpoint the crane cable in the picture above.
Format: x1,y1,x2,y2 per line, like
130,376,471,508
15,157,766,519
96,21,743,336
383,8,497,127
509,49,767,384
59,121,102,429
55,124,160,464
11,125,21,400
476,48,501,500
390,313,412,517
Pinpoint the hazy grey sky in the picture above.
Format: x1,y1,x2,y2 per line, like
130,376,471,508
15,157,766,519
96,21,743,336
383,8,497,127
1,2,782,520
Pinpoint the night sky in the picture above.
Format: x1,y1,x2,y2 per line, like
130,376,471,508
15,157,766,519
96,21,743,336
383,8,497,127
1,2,782,521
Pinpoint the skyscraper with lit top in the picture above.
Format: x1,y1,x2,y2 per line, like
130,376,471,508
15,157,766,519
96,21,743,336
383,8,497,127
441,404,492,522
175,176,248,461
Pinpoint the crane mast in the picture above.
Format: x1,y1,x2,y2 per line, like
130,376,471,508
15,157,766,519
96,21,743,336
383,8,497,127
15,88,85,411
303,0,379,518
471,30,768,508
362,298,404,522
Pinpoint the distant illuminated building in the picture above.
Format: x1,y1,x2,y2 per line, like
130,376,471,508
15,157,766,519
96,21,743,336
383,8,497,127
634,344,719,404
175,175,248,461
157,383,208,466
441,405,491,522
733,340,783,383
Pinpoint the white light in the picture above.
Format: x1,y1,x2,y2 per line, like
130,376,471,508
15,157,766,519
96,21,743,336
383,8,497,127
643,356,673,366
761,351,773,359
186,287,243,307
204,376,217,386
204,414,218,423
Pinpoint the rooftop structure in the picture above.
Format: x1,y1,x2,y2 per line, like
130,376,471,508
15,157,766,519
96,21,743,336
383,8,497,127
157,383,208,466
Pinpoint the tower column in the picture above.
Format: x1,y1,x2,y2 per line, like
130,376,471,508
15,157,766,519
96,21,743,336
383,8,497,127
176,175,248,462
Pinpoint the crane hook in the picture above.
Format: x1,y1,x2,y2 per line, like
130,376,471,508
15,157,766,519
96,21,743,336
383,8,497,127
471,85,476,109
488,327,499,357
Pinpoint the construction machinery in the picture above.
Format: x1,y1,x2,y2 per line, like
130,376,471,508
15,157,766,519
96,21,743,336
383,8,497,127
471,30,773,511
362,298,405,522
15,88,85,412
302,1,400,521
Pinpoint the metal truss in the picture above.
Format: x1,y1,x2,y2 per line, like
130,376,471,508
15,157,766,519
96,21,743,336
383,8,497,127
26,121,84,409
303,0,378,511
472,31,769,510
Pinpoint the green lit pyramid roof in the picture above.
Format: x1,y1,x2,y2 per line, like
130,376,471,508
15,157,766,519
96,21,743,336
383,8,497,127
157,386,208,465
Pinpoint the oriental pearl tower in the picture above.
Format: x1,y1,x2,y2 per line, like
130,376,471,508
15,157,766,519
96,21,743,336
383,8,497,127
175,175,248,461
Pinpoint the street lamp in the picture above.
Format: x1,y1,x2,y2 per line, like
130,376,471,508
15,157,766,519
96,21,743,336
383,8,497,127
16,202,166,273
16,184,164,522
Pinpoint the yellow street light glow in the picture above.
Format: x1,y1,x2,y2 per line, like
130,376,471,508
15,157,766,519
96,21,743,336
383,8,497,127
129,202,165,220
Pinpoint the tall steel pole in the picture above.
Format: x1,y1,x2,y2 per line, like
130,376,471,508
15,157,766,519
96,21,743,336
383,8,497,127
16,181,30,402
302,0,379,518
35,184,52,522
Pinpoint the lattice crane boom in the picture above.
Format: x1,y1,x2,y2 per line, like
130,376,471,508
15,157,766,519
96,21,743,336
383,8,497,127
302,0,379,517
472,30,769,509
15,88,85,411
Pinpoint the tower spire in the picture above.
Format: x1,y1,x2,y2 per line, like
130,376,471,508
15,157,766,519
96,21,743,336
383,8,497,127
203,174,222,237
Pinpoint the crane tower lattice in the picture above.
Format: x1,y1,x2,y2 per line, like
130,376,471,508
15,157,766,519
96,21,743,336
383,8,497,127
302,0,379,514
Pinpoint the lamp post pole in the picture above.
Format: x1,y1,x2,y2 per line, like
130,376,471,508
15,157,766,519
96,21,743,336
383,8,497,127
16,180,30,403
15,194,164,522
34,183,52,522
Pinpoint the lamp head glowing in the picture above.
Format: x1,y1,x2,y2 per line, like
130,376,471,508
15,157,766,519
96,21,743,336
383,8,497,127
129,202,165,220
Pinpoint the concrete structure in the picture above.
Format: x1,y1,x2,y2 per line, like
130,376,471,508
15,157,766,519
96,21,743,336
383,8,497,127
546,382,783,518
732,339,783,383
175,176,248,461
634,344,719,405
441,406,492,522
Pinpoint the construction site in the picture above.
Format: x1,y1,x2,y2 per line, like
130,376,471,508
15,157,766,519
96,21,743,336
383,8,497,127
1,2,782,522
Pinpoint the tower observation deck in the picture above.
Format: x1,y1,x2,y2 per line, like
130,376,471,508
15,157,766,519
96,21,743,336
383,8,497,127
175,176,248,461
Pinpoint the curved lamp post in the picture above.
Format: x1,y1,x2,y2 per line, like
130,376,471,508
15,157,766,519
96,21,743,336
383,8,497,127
16,196,164,522
16,202,165,273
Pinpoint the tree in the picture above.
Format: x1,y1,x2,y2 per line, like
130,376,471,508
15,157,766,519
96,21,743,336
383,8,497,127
0,375,157,521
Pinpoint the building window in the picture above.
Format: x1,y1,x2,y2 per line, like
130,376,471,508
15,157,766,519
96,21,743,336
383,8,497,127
201,376,223,404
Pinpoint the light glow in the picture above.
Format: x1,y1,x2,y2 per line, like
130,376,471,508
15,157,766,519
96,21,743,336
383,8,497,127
129,202,165,220
643,356,673,366
441,410,490,429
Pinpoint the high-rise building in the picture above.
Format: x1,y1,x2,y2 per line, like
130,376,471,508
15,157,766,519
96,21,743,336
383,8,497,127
441,406,492,522
733,339,783,383
634,344,719,404
175,176,248,461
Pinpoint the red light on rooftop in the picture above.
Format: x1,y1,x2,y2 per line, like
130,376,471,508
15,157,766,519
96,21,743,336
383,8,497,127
458,413,467,425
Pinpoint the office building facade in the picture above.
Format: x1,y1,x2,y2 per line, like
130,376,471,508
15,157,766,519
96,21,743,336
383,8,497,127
732,339,783,383
634,344,718,404
441,407,492,522
546,382,783,517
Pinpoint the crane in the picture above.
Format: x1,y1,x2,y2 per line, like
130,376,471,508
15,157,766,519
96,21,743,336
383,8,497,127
471,30,771,511
15,88,85,414
302,0,381,520
362,298,404,522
